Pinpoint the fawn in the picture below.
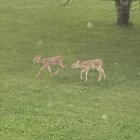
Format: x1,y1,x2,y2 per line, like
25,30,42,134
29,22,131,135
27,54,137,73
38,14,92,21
33,55,65,78
71,59,106,82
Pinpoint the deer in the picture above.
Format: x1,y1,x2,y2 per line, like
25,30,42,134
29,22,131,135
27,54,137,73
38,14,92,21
33,55,65,78
71,59,106,82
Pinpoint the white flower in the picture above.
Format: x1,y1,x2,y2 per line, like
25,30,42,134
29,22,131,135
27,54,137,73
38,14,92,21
87,22,93,28
37,40,43,46
102,114,108,120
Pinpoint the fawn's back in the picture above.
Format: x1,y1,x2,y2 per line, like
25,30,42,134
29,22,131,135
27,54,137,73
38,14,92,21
45,56,63,65
79,59,102,69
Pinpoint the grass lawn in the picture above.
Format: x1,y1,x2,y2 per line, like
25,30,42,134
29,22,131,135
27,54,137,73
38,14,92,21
0,0,140,139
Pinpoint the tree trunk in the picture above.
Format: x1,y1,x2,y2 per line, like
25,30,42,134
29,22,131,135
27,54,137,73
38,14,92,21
115,0,132,26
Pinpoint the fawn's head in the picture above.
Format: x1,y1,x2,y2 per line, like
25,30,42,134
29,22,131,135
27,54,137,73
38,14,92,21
71,60,80,69
33,55,41,63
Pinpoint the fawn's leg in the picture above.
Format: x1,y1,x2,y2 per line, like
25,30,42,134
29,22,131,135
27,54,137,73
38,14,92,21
97,68,102,82
80,69,86,80
37,67,45,78
85,70,89,82
54,68,60,76
54,62,64,75
47,66,52,78
80,72,83,80
102,68,106,79
99,66,106,80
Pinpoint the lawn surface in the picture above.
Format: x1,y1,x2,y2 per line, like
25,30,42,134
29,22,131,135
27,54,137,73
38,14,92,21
0,0,140,139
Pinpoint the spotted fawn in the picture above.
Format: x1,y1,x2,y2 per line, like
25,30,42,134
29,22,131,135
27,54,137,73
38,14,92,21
71,59,106,82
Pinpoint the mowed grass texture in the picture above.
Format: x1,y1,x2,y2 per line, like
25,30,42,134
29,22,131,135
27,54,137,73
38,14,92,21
0,0,140,139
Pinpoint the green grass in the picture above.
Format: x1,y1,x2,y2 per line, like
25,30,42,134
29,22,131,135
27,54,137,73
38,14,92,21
0,0,140,139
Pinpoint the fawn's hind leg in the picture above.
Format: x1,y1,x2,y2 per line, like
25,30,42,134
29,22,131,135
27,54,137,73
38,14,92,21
85,70,89,82
54,68,60,75
54,63,65,76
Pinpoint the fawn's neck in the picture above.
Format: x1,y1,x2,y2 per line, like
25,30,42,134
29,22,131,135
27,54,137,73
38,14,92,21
77,63,85,69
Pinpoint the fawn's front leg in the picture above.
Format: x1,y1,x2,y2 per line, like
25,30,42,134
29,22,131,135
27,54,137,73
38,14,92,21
80,69,86,80
47,66,52,78
102,68,106,79
98,71,102,82
37,67,45,78
97,66,106,81
97,67,102,82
